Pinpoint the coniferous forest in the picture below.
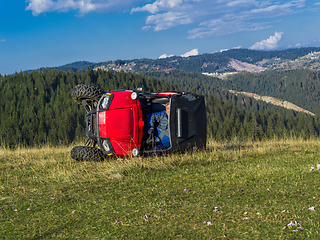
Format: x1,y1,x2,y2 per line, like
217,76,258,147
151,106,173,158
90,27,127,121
1,68,320,148
0,69,173,147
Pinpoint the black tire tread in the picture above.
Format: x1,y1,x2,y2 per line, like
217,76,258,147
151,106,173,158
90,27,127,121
71,84,104,105
71,146,104,161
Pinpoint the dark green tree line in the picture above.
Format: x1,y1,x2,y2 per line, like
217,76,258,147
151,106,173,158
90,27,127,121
206,94,320,141
2,67,320,148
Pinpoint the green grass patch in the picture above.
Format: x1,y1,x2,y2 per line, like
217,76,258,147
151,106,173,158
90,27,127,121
1,138,320,239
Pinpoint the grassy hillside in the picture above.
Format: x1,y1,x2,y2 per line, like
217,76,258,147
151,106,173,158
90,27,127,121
1,139,320,239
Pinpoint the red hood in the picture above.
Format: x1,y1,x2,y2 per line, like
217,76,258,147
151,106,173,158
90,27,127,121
99,108,134,141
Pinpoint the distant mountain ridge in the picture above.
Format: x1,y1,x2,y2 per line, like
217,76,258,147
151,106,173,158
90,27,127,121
48,47,320,74
61,61,95,68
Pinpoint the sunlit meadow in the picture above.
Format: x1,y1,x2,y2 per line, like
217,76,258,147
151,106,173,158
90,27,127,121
1,138,320,239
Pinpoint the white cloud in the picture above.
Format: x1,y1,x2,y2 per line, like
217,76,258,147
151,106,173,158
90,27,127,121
159,53,174,59
131,0,308,38
188,19,275,39
146,11,192,31
26,0,95,15
181,48,198,57
227,0,256,7
25,0,141,16
219,46,242,52
142,25,152,31
0,39,6,43
250,31,283,50
131,0,182,14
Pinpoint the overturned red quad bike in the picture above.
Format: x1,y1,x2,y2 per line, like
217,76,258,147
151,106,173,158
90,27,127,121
70,84,207,161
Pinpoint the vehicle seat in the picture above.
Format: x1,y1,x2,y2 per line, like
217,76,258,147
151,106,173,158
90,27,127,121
146,110,170,149
151,98,169,113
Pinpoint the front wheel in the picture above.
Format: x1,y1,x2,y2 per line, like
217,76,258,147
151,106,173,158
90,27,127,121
71,84,104,105
71,146,104,161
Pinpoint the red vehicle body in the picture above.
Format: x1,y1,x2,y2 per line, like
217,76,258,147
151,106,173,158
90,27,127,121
95,90,144,156
71,85,206,161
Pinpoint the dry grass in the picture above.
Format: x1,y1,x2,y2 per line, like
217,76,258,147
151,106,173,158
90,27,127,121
1,138,320,239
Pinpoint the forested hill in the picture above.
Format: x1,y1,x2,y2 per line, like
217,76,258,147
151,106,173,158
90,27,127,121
2,68,320,148
223,69,320,115
215,47,320,63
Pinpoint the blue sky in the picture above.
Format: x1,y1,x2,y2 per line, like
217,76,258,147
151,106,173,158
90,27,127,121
1,0,320,75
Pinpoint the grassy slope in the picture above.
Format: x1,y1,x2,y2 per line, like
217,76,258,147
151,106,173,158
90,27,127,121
1,139,320,239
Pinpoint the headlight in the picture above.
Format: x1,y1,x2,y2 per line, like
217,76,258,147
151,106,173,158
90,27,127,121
132,148,140,156
131,91,138,100
99,138,115,155
102,139,110,152
99,93,113,110
101,97,109,109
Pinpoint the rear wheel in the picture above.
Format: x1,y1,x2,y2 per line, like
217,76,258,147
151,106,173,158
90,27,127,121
71,84,103,105
71,146,104,161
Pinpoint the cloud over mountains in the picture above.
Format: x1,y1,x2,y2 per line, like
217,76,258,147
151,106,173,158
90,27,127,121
159,48,199,59
181,48,199,57
159,54,174,59
250,31,284,50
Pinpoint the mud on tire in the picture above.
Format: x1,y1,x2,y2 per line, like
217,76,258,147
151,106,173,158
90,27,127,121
71,84,104,105
71,146,104,161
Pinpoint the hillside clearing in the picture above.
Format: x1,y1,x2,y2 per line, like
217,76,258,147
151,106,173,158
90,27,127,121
1,139,320,239
229,90,315,116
